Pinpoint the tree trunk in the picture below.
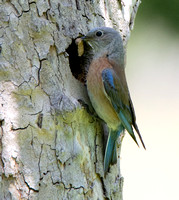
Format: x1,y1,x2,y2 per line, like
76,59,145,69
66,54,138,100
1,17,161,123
0,0,140,199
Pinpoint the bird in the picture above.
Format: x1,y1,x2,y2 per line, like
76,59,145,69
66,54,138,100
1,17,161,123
81,27,146,175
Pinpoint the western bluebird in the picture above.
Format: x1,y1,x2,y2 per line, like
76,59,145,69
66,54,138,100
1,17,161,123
81,27,146,175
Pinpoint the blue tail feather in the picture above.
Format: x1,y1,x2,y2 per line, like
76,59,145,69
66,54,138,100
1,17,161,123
104,125,123,174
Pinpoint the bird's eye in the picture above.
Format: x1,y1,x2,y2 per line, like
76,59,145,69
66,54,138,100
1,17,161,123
96,31,103,37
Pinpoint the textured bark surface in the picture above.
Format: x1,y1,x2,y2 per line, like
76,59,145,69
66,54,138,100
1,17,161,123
0,0,140,199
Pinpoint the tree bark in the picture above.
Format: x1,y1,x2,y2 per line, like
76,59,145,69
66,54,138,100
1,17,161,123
0,0,140,199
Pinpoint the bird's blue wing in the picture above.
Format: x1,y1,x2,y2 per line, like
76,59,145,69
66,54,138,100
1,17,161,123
102,68,145,148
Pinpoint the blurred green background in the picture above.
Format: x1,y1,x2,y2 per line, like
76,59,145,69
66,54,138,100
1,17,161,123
137,0,179,31
121,0,179,200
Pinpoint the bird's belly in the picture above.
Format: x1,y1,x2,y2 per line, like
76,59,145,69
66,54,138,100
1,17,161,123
88,90,119,129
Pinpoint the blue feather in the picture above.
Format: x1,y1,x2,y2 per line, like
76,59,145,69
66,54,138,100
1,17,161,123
119,111,139,146
104,125,123,174
102,68,115,89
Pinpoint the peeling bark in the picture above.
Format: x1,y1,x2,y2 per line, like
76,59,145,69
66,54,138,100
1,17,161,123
0,0,140,199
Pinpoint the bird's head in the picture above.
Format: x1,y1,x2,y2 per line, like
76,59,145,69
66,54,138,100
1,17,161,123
82,27,124,63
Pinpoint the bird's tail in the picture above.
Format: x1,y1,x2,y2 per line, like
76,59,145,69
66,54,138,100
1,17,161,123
104,125,123,175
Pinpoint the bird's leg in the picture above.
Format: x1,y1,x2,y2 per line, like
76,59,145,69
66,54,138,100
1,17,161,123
78,99,100,119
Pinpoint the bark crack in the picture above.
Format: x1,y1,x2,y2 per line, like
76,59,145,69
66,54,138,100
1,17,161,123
0,120,5,169
37,113,43,128
60,181,84,191
11,124,30,131
75,0,81,10
22,173,39,193
37,58,47,86
38,143,43,181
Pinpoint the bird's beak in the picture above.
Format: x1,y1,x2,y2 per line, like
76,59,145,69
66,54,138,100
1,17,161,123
81,35,94,49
